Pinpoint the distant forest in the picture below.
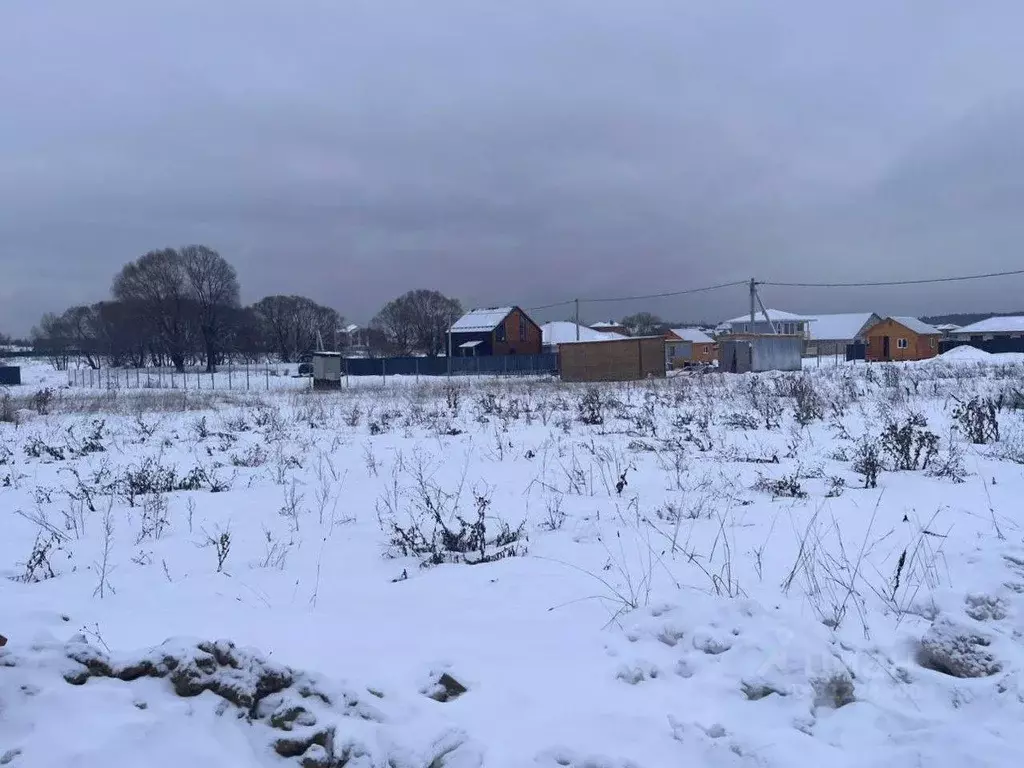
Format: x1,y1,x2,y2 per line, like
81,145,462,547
921,310,1024,326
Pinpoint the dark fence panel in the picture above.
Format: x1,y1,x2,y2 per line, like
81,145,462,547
342,354,558,377
846,342,867,361
940,338,1024,355
0,366,22,385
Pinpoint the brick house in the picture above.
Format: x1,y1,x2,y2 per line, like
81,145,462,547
865,317,941,362
448,307,542,356
663,328,716,367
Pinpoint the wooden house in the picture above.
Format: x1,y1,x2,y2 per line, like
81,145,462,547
864,317,940,362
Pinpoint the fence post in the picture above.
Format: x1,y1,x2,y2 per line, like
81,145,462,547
265,364,270,391
345,358,350,388
382,358,386,386
416,357,419,383
228,364,232,390
246,362,250,391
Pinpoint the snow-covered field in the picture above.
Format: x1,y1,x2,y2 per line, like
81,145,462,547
3,353,1024,767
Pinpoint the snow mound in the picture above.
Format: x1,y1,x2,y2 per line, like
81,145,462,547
918,617,1003,678
0,635,482,768
938,345,992,361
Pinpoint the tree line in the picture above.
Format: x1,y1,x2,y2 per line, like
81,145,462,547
31,246,465,372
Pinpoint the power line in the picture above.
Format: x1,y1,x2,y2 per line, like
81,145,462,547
527,299,577,312
522,266,1024,318
762,268,1024,289
583,279,747,304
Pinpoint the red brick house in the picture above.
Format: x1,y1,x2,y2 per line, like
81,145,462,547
448,307,542,356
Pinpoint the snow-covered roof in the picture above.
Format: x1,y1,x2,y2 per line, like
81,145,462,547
806,313,878,341
458,340,484,349
952,316,1024,335
933,323,961,332
889,317,940,336
590,321,623,329
542,321,624,345
667,328,714,344
450,307,514,332
722,309,813,325
343,324,360,334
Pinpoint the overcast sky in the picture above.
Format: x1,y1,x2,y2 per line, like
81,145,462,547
3,1,1024,335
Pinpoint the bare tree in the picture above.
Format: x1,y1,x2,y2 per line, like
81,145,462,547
31,312,73,370
620,312,665,337
112,249,195,372
251,295,342,362
373,289,462,356
181,245,240,372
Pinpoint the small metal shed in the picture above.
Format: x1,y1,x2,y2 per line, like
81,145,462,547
311,352,342,390
719,334,803,373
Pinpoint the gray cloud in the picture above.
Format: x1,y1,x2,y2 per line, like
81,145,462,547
3,0,1024,334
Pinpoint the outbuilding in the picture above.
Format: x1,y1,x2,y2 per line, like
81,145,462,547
718,334,803,373
311,352,342,390
559,336,666,382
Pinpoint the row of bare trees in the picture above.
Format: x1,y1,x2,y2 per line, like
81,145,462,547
33,247,345,372
31,246,467,371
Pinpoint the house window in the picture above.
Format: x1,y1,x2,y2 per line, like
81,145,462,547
520,319,528,342
495,323,506,343
897,338,908,349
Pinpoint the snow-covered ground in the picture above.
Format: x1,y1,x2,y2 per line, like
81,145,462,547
3,352,1024,767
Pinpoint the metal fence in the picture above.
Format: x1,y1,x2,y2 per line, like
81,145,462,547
343,353,559,378
66,354,560,391
67,363,310,392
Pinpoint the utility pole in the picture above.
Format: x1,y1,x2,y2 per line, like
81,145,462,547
575,298,580,341
749,278,756,327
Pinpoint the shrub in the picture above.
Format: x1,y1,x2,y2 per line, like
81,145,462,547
753,473,808,499
952,397,1000,445
880,414,939,471
852,438,882,488
32,388,55,415
377,483,527,568
577,388,604,426
790,376,826,425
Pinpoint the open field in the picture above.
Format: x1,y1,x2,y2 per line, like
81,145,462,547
2,353,1024,767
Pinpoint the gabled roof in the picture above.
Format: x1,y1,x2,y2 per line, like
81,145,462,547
542,322,625,345
722,309,813,325
953,316,1024,335
807,313,879,341
667,328,714,344
888,316,940,336
590,321,624,329
450,307,515,333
